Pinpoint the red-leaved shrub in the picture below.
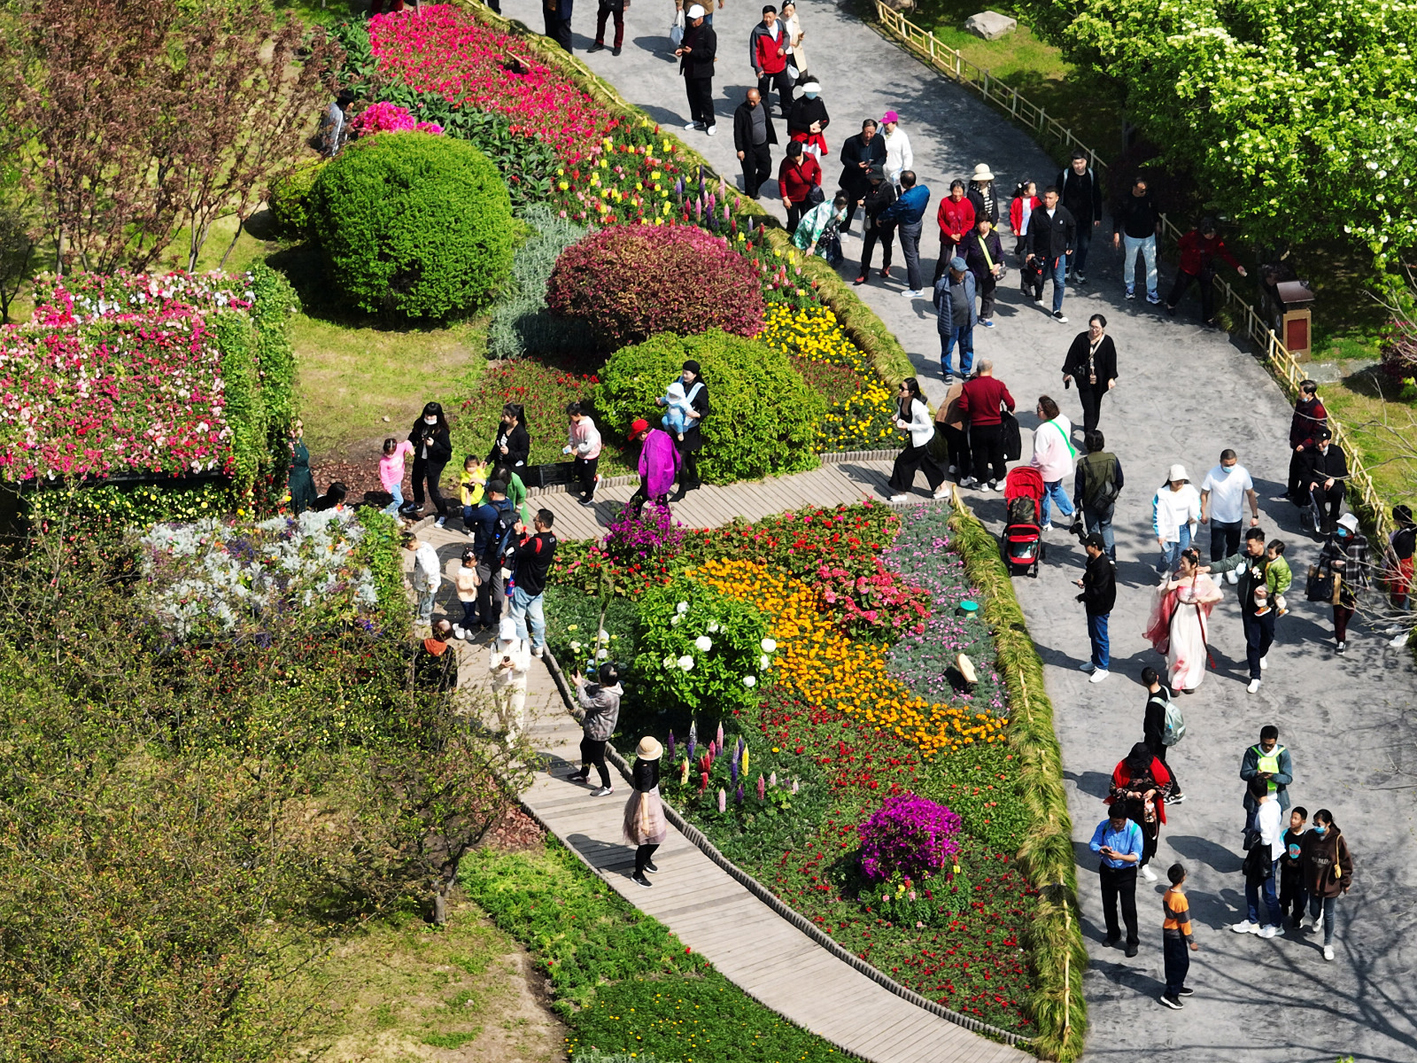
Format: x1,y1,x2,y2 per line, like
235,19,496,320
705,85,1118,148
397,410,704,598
545,225,764,350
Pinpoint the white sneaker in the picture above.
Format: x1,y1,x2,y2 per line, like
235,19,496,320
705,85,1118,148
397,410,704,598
1089,668,1110,684
453,625,466,640
1231,920,1260,934
1141,865,1158,883
1079,661,1096,673
959,477,979,489
1259,654,1268,670
532,645,545,658
1247,678,1261,694
1041,521,1054,531
901,289,924,298
932,486,952,499
1392,631,1411,648
1227,570,1239,584
890,493,911,503
1309,913,1324,934
1323,945,1334,961
1257,925,1279,939
986,480,1001,491
705,125,716,136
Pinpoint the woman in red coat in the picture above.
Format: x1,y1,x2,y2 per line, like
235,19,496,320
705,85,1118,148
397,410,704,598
778,139,822,236
1106,741,1174,883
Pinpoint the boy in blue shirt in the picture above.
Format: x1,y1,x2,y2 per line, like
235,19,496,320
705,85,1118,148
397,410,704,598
1091,808,1146,956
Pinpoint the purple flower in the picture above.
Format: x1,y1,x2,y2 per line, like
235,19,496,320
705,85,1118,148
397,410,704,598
857,792,962,882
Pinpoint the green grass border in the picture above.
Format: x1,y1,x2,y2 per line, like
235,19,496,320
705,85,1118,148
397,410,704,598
452,2,917,390
947,494,1086,1062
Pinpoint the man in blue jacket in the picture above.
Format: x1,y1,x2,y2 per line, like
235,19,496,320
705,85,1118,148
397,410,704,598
876,170,931,297
932,255,976,383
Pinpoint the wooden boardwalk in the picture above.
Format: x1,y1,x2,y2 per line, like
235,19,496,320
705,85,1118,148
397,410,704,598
410,464,1032,1063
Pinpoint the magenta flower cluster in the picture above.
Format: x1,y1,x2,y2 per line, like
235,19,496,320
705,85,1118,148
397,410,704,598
349,100,444,137
857,791,963,882
602,502,686,564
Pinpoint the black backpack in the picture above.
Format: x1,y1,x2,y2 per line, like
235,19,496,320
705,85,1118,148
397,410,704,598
482,501,518,567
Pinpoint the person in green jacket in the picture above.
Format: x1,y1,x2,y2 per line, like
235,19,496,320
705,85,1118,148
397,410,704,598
287,420,317,514
492,463,532,525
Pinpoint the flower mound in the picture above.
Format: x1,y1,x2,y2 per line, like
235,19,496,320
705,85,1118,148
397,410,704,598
858,792,963,882
349,100,444,137
547,225,764,350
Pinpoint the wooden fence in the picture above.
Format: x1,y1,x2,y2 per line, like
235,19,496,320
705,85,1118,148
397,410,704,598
872,1,1393,539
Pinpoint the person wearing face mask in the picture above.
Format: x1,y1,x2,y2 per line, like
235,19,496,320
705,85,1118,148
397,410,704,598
407,402,453,525
660,360,709,501
1199,448,1260,570
1300,809,1351,961
1316,512,1371,654
786,81,829,159
838,119,885,233
1204,527,1277,693
487,403,530,471
791,191,848,265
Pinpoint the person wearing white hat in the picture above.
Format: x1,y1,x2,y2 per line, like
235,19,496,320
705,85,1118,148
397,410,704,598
1151,464,1201,576
488,617,531,743
1316,512,1370,655
676,4,718,134
967,163,999,226
623,735,668,887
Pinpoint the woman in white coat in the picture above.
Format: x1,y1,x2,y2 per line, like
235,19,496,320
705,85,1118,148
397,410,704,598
888,377,949,501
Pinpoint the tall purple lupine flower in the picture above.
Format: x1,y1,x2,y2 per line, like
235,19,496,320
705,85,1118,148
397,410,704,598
735,784,745,804
716,721,725,750
729,753,740,788
667,731,676,763
756,775,766,801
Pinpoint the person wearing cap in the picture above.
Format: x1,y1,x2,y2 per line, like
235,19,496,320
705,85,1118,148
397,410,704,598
1300,426,1349,535
1026,186,1075,323
488,617,532,742
967,163,1000,227
1165,218,1248,325
749,5,794,117
543,0,575,53
626,418,682,513
880,111,912,191
589,0,627,55
855,166,897,285
733,88,777,200
1056,151,1102,283
1317,512,1371,654
876,170,931,297
570,664,623,797
1151,465,1201,575
662,360,709,501
785,81,830,158
510,509,557,659
413,619,460,693
1075,532,1116,683
676,5,718,135
838,119,886,233
959,213,1005,329
1286,379,1327,504
472,480,516,629
777,139,822,237
1205,527,1278,693
623,735,669,887
932,254,976,384
933,180,976,284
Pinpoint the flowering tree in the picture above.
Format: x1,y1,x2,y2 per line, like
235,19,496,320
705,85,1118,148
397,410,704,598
1043,0,1417,263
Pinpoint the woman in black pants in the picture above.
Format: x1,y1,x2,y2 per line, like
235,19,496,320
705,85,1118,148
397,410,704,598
887,377,947,501
569,664,622,796
405,401,452,524
487,402,530,470
623,735,668,888
1061,314,1118,436
666,360,709,501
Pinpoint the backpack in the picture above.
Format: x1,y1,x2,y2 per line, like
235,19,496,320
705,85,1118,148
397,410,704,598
1162,697,1186,746
482,501,518,567
1081,453,1120,509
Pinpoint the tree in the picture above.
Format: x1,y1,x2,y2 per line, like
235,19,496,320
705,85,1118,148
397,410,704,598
1038,0,1417,264
0,195,35,323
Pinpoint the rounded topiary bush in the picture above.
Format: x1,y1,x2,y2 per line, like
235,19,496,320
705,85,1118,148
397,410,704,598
309,131,513,320
269,159,327,238
545,224,764,350
596,330,826,484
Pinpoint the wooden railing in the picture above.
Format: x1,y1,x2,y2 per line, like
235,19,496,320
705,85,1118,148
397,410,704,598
872,0,1393,539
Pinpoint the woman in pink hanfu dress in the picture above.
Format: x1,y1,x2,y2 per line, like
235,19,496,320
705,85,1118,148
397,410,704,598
1144,547,1223,694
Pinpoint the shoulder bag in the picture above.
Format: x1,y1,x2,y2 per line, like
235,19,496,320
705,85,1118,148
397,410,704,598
1001,408,1022,462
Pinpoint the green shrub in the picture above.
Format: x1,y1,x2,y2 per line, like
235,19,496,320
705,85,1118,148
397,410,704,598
268,159,328,238
487,205,594,360
595,330,825,484
310,131,514,320
633,575,772,718
546,225,764,350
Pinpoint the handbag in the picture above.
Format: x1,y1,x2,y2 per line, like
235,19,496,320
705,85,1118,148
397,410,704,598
1306,563,1339,604
786,61,800,81
806,184,825,206
669,8,685,48
1001,409,1022,462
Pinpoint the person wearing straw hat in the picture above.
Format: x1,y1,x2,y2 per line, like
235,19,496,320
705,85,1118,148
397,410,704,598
488,617,531,743
624,735,669,887
967,163,999,226
676,5,718,135
1151,464,1201,576
881,111,912,191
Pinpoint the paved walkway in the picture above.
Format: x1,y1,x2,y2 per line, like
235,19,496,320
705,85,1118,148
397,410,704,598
488,2,1417,1059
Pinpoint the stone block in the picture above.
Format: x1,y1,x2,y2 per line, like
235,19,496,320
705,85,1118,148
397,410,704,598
964,11,1017,39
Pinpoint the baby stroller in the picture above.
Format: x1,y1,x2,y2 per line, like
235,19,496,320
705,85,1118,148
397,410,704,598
1002,466,1046,578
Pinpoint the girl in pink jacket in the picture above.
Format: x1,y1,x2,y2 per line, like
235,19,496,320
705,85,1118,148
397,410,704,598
564,401,604,507
379,437,415,514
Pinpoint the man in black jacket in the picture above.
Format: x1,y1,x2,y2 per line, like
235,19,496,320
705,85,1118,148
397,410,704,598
1075,533,1116,683
1026,187,1076,322
677,6,718,134
732,88,776,198
856,167,896,283
1057,151,1102,283
838,119,886,232
1301,427,1348,534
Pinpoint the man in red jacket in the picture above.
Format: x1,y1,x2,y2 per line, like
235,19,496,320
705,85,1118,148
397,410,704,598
1285,379,1327,504
933,180,976,283
1165,217,1248,326
957,360,1016,490
748,5,794,117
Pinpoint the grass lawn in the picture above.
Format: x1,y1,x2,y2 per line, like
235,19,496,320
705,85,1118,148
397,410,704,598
1311,372,1417,515
295,890,567,1062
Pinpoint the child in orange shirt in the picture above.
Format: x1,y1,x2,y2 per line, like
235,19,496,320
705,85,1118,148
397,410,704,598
1160,862,1199,1009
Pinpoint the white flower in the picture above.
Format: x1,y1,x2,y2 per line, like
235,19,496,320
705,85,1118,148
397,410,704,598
761,638,777,653
676,601,689,614
760,654,771,670
663,655,676,669
670,614,682,626
597,628,610,643
742,675,756,688
570,641,582,653
708,621,720,633
678,654,695,671
596,649,608,660
695,635,713,652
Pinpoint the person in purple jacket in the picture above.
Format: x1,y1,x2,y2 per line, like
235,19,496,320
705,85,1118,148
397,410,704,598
626,418,682,514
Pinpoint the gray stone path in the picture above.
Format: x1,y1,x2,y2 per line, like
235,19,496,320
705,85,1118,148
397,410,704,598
493,1,1417,1058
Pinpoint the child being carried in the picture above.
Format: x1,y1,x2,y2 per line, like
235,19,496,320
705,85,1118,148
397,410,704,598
660,380,694,441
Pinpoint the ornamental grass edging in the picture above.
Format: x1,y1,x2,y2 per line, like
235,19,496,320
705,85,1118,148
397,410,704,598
945,490,1087,1062
455,2,918,394
541,647,1037,1053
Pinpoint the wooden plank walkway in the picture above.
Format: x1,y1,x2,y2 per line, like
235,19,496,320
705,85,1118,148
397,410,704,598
408,467,1033,1063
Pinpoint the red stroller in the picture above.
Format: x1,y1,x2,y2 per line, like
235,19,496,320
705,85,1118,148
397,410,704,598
1002,466,1047,578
